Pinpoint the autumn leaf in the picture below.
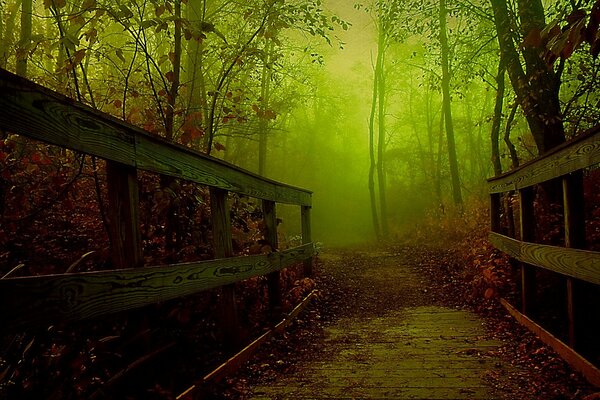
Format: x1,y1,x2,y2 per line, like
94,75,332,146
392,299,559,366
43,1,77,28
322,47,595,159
81,0,96,11
71,49,86,65
44,0,66,9
166,71,174,82
214,142,226,151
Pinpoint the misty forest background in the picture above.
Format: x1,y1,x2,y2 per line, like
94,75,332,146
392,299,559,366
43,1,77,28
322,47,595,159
1,0,599,255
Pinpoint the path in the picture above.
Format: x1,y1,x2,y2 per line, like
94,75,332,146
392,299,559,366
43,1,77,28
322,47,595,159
245,247,516,399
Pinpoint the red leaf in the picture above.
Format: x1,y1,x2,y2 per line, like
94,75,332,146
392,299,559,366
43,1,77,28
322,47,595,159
214,142,226,151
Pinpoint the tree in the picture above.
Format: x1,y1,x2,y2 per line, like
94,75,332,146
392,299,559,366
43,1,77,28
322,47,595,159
439,0,462,205
363,0,404,239
489,0,566,154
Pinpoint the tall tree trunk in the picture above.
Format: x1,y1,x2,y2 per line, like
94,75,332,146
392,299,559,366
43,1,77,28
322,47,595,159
162,0,182,253
491,57,505,176
258,40,273,176
186,0,210,150
16,0,31,77
490,0,565,154
439,0,463,206
436,109,444,210
1,1,23,69
368,48,381,240
376,29,389,237
165,0,182,141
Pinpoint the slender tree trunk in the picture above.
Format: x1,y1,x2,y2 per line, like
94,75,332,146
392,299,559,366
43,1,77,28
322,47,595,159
491,57,505,176
376,31,389,236
439,0,462,206
258,40,273,176
368,50,381,240
1,1,23,69
186,0,210,150
436,109,444,209
162,0,182,253
165,0,182,141
16,0,31,77
504,102,520,169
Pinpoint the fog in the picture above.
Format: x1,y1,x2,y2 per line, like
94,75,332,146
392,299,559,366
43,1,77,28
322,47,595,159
2,0,597,247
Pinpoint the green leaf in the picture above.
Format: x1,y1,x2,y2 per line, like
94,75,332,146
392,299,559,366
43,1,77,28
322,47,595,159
115,48,126,63
119,4,133,18
141,20,156,29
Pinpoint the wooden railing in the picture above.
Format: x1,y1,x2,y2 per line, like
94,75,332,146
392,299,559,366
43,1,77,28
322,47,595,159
0,68,314,336
488,124,600,383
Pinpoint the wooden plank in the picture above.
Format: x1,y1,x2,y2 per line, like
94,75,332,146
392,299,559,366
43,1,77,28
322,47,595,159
488,125,600,193
501,298,600,387
106,162,142,269
262,200,281,313
301,205,313,276
0,245,313,332
489,233,600,285
0,68,311,206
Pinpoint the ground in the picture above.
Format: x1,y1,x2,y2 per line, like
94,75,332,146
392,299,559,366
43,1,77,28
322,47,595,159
209,244,597,400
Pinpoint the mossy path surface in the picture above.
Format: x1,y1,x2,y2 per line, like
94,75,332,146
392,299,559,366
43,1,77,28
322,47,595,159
245,248,515,400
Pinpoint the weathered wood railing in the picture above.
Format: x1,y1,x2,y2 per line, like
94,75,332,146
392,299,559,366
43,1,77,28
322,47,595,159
0,68,314,337
488,124,600,383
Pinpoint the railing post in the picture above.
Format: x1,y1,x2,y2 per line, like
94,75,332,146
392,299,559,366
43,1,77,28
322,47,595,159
563,172,586,349
262,200,281,316
106,161,142,269
301,205,313,276
519,186,536,316
210,187,239,348
490,193,501,233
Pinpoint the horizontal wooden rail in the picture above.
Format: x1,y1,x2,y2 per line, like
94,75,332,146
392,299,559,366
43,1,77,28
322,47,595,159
0,243,314,332
0,68,311,206
489,233,600,285
488,125,600,193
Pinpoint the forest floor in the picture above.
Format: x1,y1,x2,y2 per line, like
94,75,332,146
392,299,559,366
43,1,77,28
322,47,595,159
209,242,598,400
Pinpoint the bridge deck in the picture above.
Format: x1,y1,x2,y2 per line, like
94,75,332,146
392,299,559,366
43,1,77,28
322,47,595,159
245,248,517,399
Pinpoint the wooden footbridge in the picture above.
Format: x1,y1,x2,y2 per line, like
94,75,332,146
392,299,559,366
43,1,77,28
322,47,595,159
1,69,600,399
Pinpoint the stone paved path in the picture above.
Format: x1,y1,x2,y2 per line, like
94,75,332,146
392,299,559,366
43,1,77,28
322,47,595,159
246,248,515,400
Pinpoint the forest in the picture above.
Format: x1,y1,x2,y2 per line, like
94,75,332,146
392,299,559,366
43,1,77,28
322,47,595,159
1,0,600,398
